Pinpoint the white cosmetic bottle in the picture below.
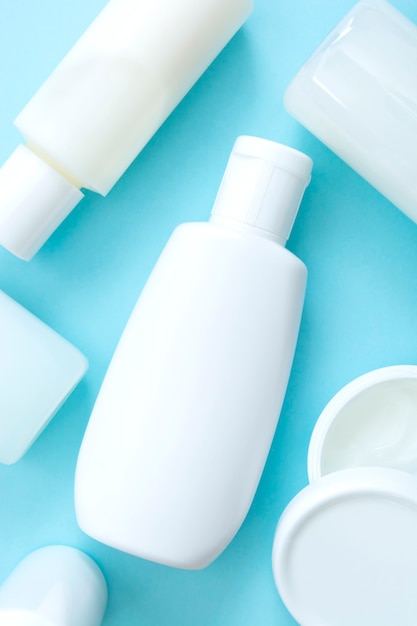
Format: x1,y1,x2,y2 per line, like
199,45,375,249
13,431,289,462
75,136,312,569
0,290,87,464
0,0,253,260
0,546,107,626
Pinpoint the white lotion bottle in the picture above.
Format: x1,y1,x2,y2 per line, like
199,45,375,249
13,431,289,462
0,546,107,626
75,136,312,569
0,0,253,261
0,290,87,464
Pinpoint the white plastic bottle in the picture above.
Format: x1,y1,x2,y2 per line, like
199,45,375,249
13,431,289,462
0,0,253,261
0,290,87,464
0,546,107,626
75,136,312,569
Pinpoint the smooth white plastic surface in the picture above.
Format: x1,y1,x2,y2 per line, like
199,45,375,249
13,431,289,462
284,0,417,223
273,365,417,625
0,0,253,260
0,546,107,626
75,136,312,569
272,467,417,626
0,612,49,626
0,290,88,464
308,365,417,481
0,146,83,261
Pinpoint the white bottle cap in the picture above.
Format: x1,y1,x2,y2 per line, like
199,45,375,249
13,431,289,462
284,0,417,224
211,136,312,244
0,546,107,626
0,146,83,261
273,365,417,626
0,290,88,464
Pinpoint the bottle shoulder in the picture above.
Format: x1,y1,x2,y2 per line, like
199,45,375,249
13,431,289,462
171,220,306,269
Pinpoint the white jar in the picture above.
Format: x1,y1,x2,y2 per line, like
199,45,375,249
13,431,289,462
273,365,417,626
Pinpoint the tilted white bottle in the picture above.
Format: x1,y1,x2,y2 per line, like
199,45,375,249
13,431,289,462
0,0,253,260
75,136,312,569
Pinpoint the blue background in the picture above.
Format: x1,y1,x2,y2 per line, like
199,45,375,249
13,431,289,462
1,0,417,623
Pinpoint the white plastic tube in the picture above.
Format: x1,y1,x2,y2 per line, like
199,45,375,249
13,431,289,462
75,136,312,569
0,0,253,260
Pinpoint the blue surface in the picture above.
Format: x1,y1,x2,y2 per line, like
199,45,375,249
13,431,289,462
0,0,417,624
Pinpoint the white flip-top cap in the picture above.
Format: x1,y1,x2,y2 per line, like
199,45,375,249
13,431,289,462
284,0,417,223
0,546,107,626
273,365,417,626
0,146,83,261
210,136,312,244
0,290,87,464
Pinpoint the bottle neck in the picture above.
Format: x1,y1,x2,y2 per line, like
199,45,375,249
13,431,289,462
209,214,287,246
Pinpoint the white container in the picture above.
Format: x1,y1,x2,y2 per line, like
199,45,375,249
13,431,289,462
0,546,107,626
0,290,87,464
272,365,417,626
0,0,253,261
75,135,312,569
284,0,417,224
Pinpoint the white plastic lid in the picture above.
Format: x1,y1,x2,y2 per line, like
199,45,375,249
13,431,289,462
0,290,88,464
210,136,312,244
0,546,107,626
284,0,417,223
272,466,417,626
0,146,83,260
273,364,417,625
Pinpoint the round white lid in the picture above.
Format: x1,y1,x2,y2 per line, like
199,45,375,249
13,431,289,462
272,466,417,626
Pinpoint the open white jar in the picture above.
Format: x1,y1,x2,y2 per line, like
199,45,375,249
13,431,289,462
272,365,417,626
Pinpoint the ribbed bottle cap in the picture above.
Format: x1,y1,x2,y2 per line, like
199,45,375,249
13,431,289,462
211,136,312,243
0,146,83,261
